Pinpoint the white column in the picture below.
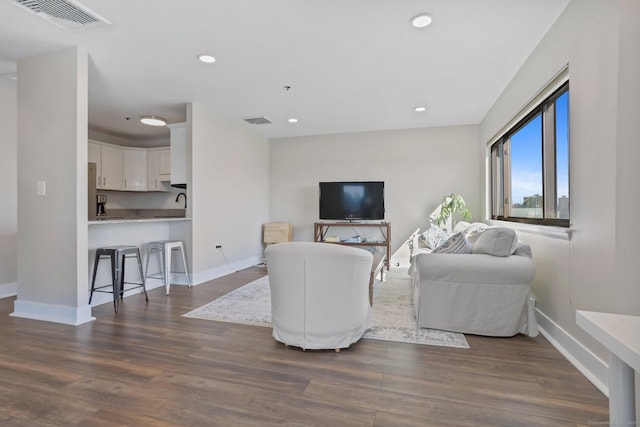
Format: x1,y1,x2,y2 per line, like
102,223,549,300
13,47,94,325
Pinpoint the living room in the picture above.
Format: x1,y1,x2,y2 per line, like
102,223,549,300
0,0,639,424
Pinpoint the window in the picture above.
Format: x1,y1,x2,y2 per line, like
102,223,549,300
491,82,569,226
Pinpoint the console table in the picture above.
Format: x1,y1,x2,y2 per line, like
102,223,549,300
576,310,640,426
314,222,391,271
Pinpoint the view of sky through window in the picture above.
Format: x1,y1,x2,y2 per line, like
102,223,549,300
556,91,569,200
510,115,543,208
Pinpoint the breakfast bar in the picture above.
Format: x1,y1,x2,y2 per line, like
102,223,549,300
88,214,191,306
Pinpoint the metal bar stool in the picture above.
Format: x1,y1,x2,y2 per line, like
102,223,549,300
89,245,148,313
145,240,191,295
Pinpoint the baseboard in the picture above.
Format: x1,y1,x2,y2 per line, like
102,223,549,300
11,300,95,326
536,308,609,396
0,282,17,299
192,255,262,285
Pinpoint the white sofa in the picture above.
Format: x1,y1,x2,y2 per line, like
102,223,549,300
410,225,538,337
264,242,374,350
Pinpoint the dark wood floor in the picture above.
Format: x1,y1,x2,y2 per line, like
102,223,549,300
0,266,607,426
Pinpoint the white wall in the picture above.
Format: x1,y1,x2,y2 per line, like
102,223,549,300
13,47,92,325
613,0,640,315
481,0,639,396
0,85,17,296
269,125,480,261
189,103,270,282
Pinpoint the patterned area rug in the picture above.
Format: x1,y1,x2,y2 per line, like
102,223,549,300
183,267,469,349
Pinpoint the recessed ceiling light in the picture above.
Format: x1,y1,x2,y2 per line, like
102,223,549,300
197,54,216,64
411,14,432,28
287,118,298,123
140,116,167,126
414,106,427,112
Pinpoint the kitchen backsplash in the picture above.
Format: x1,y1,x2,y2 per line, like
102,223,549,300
104,208,186,219
97,187,186,210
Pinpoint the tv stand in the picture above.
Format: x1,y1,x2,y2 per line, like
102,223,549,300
314,222,391,272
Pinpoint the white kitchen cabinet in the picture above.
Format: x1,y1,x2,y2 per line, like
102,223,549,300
158,148,171,178
88,141,102,185
89,140,124,190
123,148,147,191
168,122,187,186
102,145,124,190
147,147,170,191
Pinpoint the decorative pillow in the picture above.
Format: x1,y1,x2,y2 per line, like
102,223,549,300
420,224,450,250
472,227,518,257
452,221,471,234
433,232,472,254
463,222,489,244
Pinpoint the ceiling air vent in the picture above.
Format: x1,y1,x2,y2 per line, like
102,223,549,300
9,0,111,31
243,116,273,125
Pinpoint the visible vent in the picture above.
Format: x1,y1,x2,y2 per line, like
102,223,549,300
243,116,273,125
9,0,111,31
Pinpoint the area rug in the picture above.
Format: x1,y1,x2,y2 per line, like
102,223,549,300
183,267,469,349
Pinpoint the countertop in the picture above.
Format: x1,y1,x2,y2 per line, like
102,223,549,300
89,217,190,225
88,208,189,225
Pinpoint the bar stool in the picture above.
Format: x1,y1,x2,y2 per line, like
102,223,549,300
89,245,148,313
145,240,191,295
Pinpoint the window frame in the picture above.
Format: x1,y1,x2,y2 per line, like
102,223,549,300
490,81,570,228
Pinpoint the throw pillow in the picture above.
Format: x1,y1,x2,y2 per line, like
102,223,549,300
452,221,471,234
433,232,472,254
472,227,518,257
420,224,450,250
463,222,489,244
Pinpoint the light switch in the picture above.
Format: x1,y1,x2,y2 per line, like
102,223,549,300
37,180,46,196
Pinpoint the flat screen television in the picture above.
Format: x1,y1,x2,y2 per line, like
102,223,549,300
319,181,385,221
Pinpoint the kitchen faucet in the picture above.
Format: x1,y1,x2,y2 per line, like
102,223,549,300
176,192,187,209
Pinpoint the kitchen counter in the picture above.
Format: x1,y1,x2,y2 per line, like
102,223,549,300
89,217,190,225
88,208,187,225
88,210,192,306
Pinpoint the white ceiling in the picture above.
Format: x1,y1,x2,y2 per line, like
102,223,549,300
0,0,569,143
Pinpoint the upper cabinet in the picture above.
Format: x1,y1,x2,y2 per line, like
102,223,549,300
158,148,171,179
89,140,124,190
147,147,171,192
89,140,170,192
168,122,187,186
102,145,124,190
123,148,147,191
88,141,102,183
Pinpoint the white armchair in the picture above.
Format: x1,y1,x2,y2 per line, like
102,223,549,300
265,242,374,351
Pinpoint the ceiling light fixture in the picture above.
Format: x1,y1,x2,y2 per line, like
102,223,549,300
411,14,432,28
414,106,427,112
197,54,216,64
140,116,167,126
287,118,298,123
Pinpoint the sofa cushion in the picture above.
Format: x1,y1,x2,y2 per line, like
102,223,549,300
452,221,471,234
513,241,533,258
433,232,472,254
462,222,489,244
472,227,518,257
